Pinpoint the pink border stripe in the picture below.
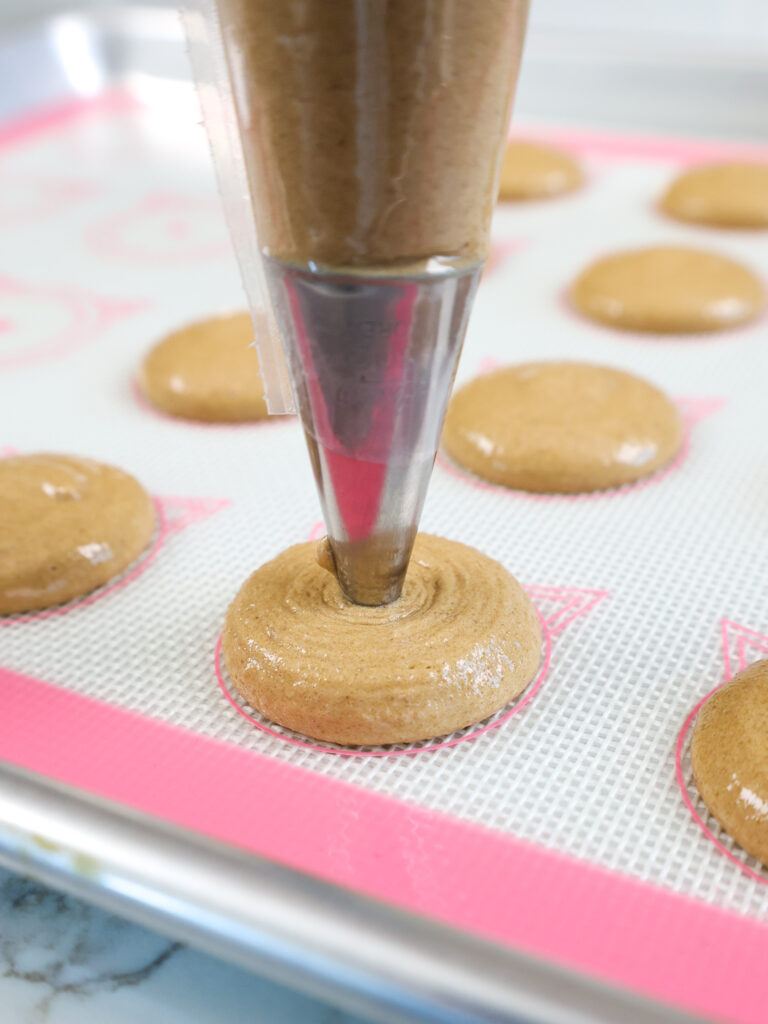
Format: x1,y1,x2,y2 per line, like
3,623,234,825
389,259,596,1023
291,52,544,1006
4,90,766,173
3,90,766,168
1,668,768,1023
0,91,140,150
512,123,768,164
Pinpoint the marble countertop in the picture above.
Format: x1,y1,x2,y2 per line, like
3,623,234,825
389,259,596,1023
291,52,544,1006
0,867,373,1024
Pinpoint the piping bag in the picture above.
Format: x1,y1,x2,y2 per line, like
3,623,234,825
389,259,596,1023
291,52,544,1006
185,0,529,605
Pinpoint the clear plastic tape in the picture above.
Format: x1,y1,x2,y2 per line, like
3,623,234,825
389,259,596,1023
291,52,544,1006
180,1,295,414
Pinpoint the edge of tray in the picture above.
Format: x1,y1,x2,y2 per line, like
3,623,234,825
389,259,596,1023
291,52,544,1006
0,760,700,1024
0,8,760,1023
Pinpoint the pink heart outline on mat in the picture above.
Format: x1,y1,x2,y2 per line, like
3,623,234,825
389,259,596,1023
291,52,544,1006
0,275,148,371
216,528,609,757
0,175,98,227
1,492,230,626
85,192,232,265
675,618,768,886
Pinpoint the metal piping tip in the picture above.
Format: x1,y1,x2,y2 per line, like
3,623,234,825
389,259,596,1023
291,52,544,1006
314,531,414,606
265,258,482,605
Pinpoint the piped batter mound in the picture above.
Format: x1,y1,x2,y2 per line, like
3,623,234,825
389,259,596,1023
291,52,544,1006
691,660,768,868
0,454,155,614
139,312,268,423
661,163,768,229
222,535,541,746
442,362,683,494
498,141,583,201
570,245,765,333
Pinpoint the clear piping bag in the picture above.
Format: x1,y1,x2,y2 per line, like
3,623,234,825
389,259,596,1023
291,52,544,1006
182,1,529,604
181,0,294,414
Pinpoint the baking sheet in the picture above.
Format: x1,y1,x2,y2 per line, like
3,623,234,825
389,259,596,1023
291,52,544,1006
2,9,768,1024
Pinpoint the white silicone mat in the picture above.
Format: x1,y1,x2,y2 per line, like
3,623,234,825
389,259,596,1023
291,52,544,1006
2,87,768,932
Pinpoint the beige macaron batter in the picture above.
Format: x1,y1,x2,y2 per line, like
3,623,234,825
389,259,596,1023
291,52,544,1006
139,312,269,423
661,163,768,229
0,453,155,614
570,245,765,333
222,534,541,746
498,141,583,201
691,659,768,867
442,362,683,494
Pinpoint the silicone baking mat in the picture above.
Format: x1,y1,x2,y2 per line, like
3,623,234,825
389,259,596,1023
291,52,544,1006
2,80,768,1024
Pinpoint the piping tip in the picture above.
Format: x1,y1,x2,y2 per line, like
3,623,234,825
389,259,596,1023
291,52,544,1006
265,258,481,605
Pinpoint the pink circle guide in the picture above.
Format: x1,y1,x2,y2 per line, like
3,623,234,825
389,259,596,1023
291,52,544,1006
675,618,768,886
439,359,725,503
1,494,230,626
215,607,552,758
215,574,608,758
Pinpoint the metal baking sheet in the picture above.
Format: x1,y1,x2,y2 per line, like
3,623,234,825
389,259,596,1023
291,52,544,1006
2,8,768,1024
